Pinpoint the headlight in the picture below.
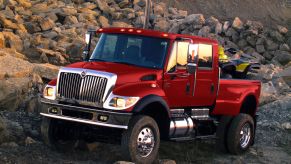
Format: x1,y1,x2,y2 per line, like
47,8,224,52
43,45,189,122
43,85,56,100
104,94,139,110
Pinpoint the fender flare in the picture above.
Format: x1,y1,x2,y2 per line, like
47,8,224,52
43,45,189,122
132,94,170,117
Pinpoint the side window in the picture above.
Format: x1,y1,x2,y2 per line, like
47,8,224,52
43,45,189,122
177,42,189,69
198,44,213,69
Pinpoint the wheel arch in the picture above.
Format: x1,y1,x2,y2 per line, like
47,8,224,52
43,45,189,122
132,95,170,139
240,94,258,117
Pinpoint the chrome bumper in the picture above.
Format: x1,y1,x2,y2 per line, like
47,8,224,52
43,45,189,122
40,98,132,129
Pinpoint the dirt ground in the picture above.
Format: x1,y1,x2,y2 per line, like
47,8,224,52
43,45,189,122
0,109,290,164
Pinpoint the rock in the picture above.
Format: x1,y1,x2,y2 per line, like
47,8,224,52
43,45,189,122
182,14,205,26
237,39,248,49
168,7,178,15
39,18,55,31
15,0,31,8
64,15,79,25
25,136,36,145
24,22,41,33
2,31,23,52
0,142,19,148
96,0,111,14
223,21,231,33
0,32,4,48
98,15,110,27
277,25,288,35
31,3,49,14
198,26,210,37
155,18,169,32
256,44,265,53
280,66,291,86
61,7,78,16
270,30,285,43
245,20,263,35
232,17,244,31
114,162,134,164
168,22,180,33
273,50,291,66
265,39,279,51
154,2,166,16
279,44,290,51
160,159,177,164
112,21,131,28
281,122,291,130
259,82,278,105
215,22,223,34
246,35,257,47
86,142,100,152
0,15,19,30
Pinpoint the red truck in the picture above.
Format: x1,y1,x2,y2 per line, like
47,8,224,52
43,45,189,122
40,28,261,163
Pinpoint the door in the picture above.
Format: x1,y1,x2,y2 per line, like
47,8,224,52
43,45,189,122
193,43,218,106
164,41,194,108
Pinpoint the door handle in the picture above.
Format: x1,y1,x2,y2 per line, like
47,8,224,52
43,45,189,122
210,83,214,93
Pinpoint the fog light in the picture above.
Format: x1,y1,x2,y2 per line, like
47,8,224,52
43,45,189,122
98,115,108,122
49,107,59,114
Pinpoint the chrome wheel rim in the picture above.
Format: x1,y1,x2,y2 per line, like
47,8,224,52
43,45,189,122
137,127,155,157
240,123,251,148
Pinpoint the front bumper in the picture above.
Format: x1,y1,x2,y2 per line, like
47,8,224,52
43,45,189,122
40,98,132,129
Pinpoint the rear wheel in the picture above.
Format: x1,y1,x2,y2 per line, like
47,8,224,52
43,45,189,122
227,114,254,154
41,117,78,151
121,115,160,164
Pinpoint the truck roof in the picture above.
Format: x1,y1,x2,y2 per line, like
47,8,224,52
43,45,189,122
97,27,218,45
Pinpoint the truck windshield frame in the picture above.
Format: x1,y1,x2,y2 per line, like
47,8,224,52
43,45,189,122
90,33,170,69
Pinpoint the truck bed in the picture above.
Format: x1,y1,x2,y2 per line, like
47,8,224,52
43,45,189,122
212,79,261,116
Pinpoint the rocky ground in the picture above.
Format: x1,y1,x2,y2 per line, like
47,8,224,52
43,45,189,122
0,0,291,163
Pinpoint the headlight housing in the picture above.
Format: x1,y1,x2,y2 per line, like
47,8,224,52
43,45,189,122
43,85,56,100
103,94,139,110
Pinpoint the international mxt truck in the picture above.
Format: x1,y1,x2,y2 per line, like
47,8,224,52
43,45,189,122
40,28,261,163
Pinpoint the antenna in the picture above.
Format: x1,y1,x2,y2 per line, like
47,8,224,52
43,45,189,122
143,0,151,29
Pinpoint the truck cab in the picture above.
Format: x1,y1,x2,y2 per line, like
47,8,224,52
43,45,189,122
41,28,261,163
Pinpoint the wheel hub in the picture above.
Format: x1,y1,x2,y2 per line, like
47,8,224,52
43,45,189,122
240,123,251,148
137,127,155,157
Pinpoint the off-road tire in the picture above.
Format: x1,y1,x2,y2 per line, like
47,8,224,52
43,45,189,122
41,117,77,151
121,115,160,164
216,116,233,153
227,114,254,154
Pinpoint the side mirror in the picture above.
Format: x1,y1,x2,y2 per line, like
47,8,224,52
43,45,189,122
187,63,197,74
83,32,92,61
187,44,199,74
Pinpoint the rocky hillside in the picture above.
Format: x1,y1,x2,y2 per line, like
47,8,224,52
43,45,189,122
0,0,290,163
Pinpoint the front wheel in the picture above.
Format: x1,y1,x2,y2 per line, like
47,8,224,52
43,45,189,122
227,114,254,154
121,115,160,164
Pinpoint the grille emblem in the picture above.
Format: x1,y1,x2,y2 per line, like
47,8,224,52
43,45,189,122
81,71,86,78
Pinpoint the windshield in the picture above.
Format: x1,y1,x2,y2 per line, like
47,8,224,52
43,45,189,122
90,33,170,69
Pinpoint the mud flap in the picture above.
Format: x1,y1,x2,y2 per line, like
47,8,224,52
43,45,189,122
251,114,258,146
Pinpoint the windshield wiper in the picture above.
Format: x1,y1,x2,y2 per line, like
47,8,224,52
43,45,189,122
89,59,107,62
112,61,139,67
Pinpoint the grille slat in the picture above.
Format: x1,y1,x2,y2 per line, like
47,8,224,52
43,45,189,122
58,72,108,105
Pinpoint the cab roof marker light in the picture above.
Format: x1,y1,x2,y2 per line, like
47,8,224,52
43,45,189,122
162,34,169,37
120,29,126,32
98,28,103,32
136,30,142,33
128,29,134,32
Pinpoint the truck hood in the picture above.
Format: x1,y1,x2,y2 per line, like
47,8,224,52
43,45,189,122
66,61,163,85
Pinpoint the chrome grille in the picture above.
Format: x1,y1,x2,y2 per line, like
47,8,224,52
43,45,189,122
58,72,108,104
